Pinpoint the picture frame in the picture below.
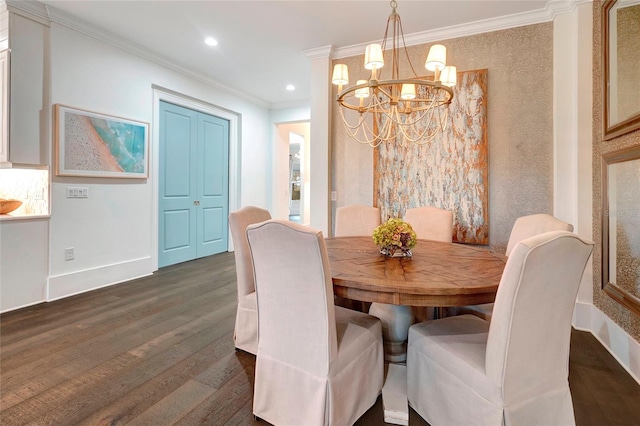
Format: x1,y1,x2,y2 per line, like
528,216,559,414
374,69,488,244
55,104,149,178
601,145,640,317
602,0,640,140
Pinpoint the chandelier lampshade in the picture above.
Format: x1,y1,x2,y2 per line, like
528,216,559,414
332,0,456,147
401,84,416,100
332,63,349,86
364,44,384,70
440,66,457,88
425,44,447,71
355,80,370,99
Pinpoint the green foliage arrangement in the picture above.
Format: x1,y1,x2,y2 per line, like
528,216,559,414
372,218,417,254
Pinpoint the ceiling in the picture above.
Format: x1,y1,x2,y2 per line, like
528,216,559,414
34,0,556,108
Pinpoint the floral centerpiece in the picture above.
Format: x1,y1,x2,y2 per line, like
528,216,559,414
372,218,417,258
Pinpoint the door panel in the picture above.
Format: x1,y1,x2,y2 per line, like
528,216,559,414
203,120,226,195
159,102,198,267
159,101,229,267
202,206,224,243
197,113,229,257
163,112,193,196
163,209,193,250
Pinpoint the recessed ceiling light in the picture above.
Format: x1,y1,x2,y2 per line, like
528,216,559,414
286,85,295,91
205,37,218,47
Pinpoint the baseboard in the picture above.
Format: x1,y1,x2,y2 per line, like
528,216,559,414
0,299,47,315
47,257,153,301
573,301,640,385
572,301,592,331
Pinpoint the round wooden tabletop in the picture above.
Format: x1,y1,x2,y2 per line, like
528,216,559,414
326,236,507,307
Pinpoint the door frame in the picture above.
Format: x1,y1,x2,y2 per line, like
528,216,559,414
273,121,310,224
152,85,240,271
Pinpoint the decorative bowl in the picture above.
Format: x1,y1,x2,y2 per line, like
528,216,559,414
0,199,23,214
379,246,413,258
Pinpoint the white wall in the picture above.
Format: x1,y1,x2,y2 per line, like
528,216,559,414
270,106,311,124
42,22,270,300
554,2,594,307
308,52,332,235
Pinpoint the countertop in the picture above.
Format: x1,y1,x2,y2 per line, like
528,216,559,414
0,213,50,221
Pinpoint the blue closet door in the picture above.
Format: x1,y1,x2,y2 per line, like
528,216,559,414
159,101,228,267
197,113,229,257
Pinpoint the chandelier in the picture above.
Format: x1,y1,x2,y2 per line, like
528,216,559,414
332,0,457,147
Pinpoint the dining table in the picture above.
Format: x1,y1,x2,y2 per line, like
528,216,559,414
327,236,507,307
325,236,508,425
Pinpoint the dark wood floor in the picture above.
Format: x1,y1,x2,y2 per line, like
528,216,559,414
1,252,639,425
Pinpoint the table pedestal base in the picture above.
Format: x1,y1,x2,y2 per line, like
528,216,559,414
383,340,408,363
382,363,409,425
369,304,414,362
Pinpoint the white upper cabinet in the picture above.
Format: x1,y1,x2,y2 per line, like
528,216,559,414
6,11,48,167
1,2,9,166
0,48,8,166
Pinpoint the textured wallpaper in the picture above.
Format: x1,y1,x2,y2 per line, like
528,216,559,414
374,69,488,244
593,1,640,343
332,22,554,253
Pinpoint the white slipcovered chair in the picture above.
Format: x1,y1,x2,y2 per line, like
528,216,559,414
403,205,454,242
407,231,593,426
334,204,381,237
247,220,384,426
458,213,574,322
334,204,380,312
228,206,271,354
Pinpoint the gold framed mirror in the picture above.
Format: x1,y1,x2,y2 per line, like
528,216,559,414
601,145,640,317
603,0,640,140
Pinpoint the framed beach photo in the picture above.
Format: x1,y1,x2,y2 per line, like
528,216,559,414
55,104,149,178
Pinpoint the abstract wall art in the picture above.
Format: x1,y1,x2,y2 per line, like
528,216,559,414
374,69,488,244
55,104,149,178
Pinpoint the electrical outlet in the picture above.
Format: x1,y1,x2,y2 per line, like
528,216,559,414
65,247,74,261
67,187,89,198
331,191,337,201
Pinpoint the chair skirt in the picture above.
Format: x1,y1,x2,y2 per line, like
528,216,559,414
407,316,575,426
234,292,258,354
253,307,384,426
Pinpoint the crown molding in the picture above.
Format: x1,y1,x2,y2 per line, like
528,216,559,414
8,0,589,109
333,0,586,59
6,0,269,108
304,45,334,60
6,0,50,26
